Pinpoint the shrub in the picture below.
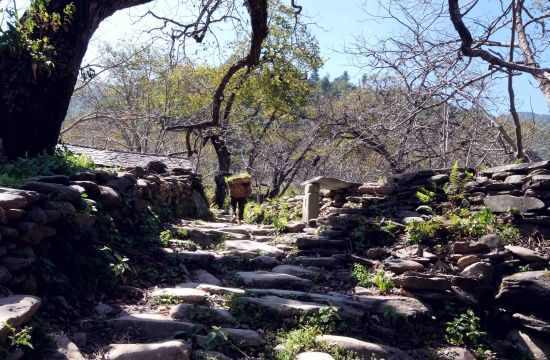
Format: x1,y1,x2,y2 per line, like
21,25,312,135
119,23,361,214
405,217,445,244
498,224,520,244
351,265,394,293
416,186,436,206
445,309,486,347
0,148,95,187
444,161,473,201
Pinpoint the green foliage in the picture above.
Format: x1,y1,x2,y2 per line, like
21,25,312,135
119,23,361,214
444,161,473,201
0,0,76,72
99,246,131,283
445,309,486,347
225,172,252,184
351,265,394,293
304,307,339,333
244,197,301,231
405,217,445,244
0,149,95,187
275,326,319,360
416,186,436,205
159,230,172,247
498,224,520,244
3,322,33,350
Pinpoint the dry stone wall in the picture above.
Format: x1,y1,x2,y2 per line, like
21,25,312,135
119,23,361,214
0,164,210,296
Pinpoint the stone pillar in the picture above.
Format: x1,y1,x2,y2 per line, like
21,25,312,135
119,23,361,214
302,183,320,223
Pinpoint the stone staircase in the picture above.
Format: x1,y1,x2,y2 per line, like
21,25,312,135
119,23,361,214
30,216,431,359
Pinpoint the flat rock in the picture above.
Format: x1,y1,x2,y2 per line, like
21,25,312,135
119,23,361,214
0,193,27,209
316,335,410,360
452,241,489,254
107,314,197,339
240,296,332,317
220,328,264,347
235,271,310,290
383,259,424,274
223,240,284,258
150,288,207,303
0,295,41,335
484,195,544,213
296,352,334,360
170,303,233,323
193,351,233,360
272,265,316,278
47,334,85,360
191,270,222,286
250,256,280,267
459,262,493,285
505,245,549,262
394,273,450,291
173,250,215,263
104,340,190,360
496,271,550,318
291,256,341,269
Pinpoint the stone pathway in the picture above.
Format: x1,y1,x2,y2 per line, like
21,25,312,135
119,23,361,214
36,214,439,359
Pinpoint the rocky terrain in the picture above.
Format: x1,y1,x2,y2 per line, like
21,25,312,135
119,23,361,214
0,161,549,359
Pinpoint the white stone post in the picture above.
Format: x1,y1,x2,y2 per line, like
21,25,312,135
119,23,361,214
302,183,320,222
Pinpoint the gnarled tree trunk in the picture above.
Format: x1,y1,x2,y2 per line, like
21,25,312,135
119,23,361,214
0,0,151,159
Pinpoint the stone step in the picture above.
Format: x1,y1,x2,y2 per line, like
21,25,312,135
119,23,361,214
316,335,410,360
234,271,311,290
198,328,265,348
223,240,285,258
103,340,190,360
162,250,215,264
150,288,208,303
291,256,342,269
191,269,222,286
295,236,347,250
107,314,198,339
176,283,246,296
272,265,317,279
239,295,334,317
246,288,430,319
170,303,234,323
48,334,85,360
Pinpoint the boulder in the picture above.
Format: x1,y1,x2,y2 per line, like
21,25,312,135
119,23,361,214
435,346,476,360
99,186,122,209
513,313,550,334
104,340,190,360
452,241,489,254
394,273,450,291
496,271,550,318
219,328,264,347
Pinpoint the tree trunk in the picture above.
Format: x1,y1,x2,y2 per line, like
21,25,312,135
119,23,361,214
0,0,152,159
211,135,232,208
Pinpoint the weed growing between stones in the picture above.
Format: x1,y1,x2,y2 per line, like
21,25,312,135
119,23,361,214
244,197,301,231
351,264,395,293
445,309,487,348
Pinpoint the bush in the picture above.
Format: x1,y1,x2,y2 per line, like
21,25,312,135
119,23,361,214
405,217,445,244
445,309,486,347
351,264,394,293
0,148,95,187
244,197,301,231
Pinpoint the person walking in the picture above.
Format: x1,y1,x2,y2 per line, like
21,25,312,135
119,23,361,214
226,173,252,224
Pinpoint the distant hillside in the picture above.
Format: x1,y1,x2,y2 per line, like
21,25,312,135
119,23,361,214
518,112,550,123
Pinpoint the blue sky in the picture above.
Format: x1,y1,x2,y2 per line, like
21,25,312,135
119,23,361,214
88,0,549,115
